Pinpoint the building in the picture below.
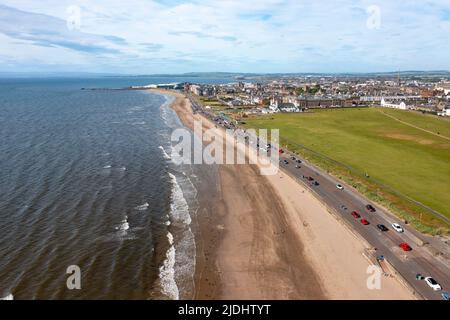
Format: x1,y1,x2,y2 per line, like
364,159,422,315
435,83,450,95
380,98,408,110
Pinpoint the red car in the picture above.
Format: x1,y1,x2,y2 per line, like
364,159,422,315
399,242,412,251
360,218,370,225
351,211,360,218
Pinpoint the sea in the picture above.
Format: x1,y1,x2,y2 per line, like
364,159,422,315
0,75,231,299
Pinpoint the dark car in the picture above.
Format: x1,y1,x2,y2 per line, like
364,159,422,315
296,159,302,164
283,160,289,164
291,156,296,160
312,181,319,186
366,204,376,212
376,224,389,232
351,211,361,218
307,176,314,181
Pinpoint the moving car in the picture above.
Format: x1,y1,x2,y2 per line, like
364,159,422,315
312,181,320,186
399,242,412,251
306,176,314,181
295,165,301,169
336,184,344,190
283,160,289,164
279,149,284,154
376,224,389,232
360,219,370,225
351,211,360,218
291,156,296,160
391,223,404,233
424,277,442,291
366,204,376,212
296,159,302,164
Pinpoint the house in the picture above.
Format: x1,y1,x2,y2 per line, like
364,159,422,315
380,98,408,110
278,103,301,113
437,102,450,116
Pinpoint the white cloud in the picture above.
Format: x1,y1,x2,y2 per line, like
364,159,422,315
0,0,449,73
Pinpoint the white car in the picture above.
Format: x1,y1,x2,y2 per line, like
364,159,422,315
336,184,344,190
425,277,442,291
391,223,404,233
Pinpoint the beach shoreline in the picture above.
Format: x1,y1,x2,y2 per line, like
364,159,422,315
150,88,415,300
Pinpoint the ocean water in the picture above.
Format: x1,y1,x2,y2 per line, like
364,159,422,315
0,76,224,299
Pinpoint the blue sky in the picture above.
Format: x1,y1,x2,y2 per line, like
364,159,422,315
0,0,449,74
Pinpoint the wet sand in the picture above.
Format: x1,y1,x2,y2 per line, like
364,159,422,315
150,89,414,300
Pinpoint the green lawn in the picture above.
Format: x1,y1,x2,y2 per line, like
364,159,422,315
244,107,450,234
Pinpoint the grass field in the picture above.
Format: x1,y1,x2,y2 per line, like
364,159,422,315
243,107,450,234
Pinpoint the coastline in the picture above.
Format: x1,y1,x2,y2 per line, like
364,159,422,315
150,89,415,300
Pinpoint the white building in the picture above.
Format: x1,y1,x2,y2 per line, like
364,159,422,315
437,108,450,116
380,98,408,110
435,83,450,95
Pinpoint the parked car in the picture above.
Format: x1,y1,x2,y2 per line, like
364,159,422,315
279,149,284,154
366,204,376,212
351,211,361,218
307,176,314,181
360,219,370,225
312,181,319,186
441,292,450,300
336,184,344,190
391,223,404,233
424,277,442,291
291,156,296,160
399,242,412,251
376,224,389,232
295,165,301,169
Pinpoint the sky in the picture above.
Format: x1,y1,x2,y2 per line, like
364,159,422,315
0,0,449,74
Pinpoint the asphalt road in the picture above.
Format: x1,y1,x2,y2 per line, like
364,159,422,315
187,92,450,300
276,149,450,300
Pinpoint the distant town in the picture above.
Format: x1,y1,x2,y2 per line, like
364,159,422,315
132,73,450,117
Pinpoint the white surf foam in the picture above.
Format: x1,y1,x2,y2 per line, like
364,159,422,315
135,202,149,211
159,146,171,160
0,294,13,300
158,232,179,300
168,173,191,225
103,165,112,169
158,172,197,299
115,216,130,231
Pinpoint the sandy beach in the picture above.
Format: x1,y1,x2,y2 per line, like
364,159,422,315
151,89,414,300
